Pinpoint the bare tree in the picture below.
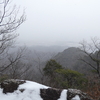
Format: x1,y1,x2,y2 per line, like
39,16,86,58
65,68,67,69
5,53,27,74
0,47,32,79
31,51,45,83
79,37,100,77
0,0,25,75
0,0,25,54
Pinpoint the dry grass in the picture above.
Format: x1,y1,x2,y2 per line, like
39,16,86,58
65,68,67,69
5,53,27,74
85,84,100,100
83,76,100,100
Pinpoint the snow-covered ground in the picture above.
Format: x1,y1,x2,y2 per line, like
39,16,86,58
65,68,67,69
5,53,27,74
0,80,80,100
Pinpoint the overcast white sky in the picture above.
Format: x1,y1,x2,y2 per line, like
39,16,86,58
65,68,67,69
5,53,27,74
13,0,100,46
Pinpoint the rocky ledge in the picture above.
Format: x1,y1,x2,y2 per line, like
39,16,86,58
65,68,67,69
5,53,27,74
0,79,93,100
0,79,26,93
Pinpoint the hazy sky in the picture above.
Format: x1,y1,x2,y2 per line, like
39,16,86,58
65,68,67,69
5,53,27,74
14,0,100,46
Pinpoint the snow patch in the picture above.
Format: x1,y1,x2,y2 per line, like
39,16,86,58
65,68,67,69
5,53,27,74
0,81,48,100
58,89,67,100
0,80,88,100
72,95,80,100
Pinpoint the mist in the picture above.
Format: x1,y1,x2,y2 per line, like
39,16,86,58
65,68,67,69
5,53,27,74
12,0,100,47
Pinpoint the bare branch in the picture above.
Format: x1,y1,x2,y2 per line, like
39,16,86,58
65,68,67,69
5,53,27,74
0,47,26,72
79,38,100,77
79,58,97,70
0,0,26,55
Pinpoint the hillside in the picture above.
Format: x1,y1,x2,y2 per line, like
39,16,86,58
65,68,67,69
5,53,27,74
53,47,85,69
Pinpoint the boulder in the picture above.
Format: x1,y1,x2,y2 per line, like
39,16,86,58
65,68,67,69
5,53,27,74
0,79,26,93
67,89,93,100
40,88,62,100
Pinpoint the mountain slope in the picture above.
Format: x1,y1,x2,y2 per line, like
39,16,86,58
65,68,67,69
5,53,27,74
53,47,85,69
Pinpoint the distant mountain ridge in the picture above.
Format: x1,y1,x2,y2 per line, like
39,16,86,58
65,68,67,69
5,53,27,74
29,45,68,53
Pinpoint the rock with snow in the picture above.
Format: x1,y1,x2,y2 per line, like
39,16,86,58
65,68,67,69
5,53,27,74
0,79,93,100
67,89,92,100
1,79,26,93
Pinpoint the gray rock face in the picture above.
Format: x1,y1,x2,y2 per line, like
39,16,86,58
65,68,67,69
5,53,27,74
0,79,93,100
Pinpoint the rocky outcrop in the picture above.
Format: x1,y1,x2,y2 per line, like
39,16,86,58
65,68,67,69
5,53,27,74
40,88,62,100
67,89,93,100
40,88,93,100
0,79,26,93
0,79,93,100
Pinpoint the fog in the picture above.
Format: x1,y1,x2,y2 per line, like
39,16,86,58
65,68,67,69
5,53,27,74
14,0,100,46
